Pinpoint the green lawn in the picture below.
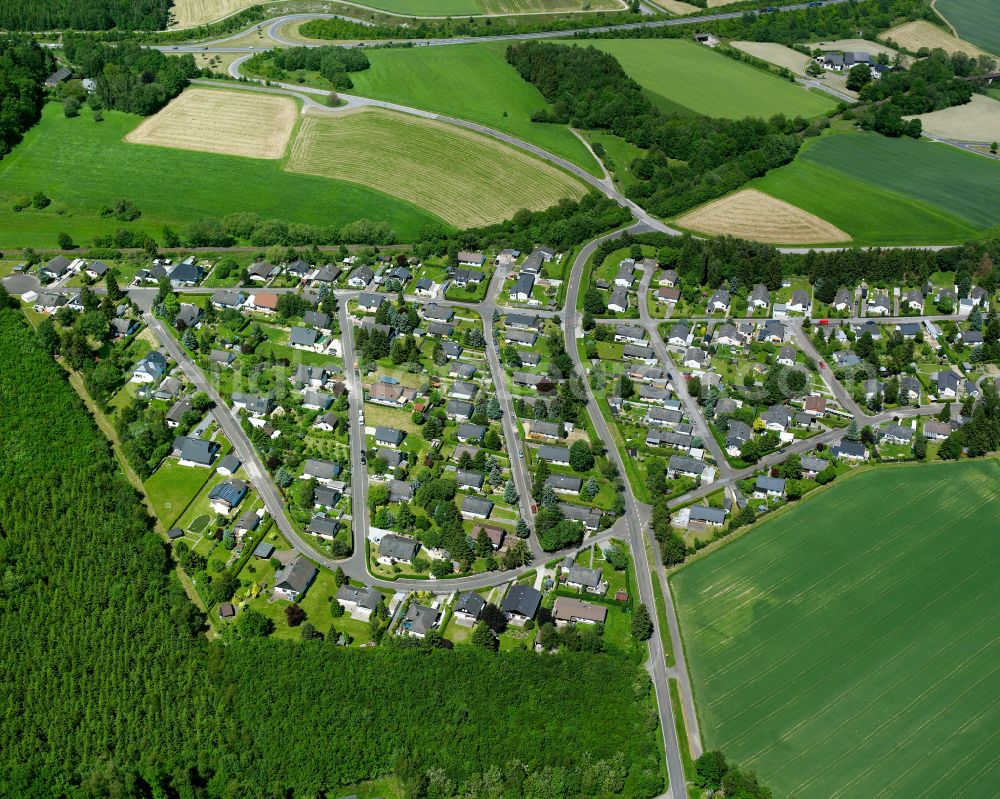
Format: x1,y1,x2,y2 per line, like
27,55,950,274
935,0,1000,55
752,131,997,244
346,43,600,175
581,130,646,188
144,459,214,528
0,103,439,249
672,460,1000,799
572,39,837,120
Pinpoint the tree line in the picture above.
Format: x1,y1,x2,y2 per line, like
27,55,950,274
0,35,54,159
245,45,370,90
0,301,665,799
506,42,805,218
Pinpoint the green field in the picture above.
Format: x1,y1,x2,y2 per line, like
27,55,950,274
144,459,214,528
572,39,837,120
0,103,440,248
345,43,600,175
753,131,1000,244
935,0,1000,56
672,460,1000,799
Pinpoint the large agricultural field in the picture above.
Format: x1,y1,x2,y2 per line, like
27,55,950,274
285,108,586,228
909,94,1000,144
934,0,1000,56
0,102,440,248
126,88,297,159
751,131,1000,244
672,460,1000,799
167,0,260,28
343,43,601,175
674,188,850,245
572,39,838,120
880,19,986,57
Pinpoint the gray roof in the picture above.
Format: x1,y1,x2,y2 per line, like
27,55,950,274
389,480,414,502
689,506,726,525
210,349,234,365
511,273,535,296
456,470,484,489
457,423,486,441
834,439,867,458
303,458,340,480
755,475,786,493
358,291,384,310
217,453,241,473
304,310,330,328
306,515,340,537
537,445,569,463
546,473,582,491
501,584,542,618
374,426,405,445
404,603,440,636
505,313,540,330
289,326,319,347
166,398,193,425
337,585,382,611
454,591,486,618
461,496,494,517
505,329,538,345
423,303,454,322
174,436,215,465
253,541,275,558
274,556,318,596
669,455,706,475
566,565,602,590
446,399,474,418
378,534,420,561
236,510,260,531
801,456,828,473
450,380,478,399
608,287,629,309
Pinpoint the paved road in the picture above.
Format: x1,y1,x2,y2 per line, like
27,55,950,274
155,0,851,53
564,229,688,799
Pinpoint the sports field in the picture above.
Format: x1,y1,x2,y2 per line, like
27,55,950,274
126,88,297,159
0,103,439,248
345,43,600,175
674,188,850,244
286,109,586,228
880,19,985,57
574,39,837,119
934,0,1000,56
752,131,1000,244
672,460,1000,799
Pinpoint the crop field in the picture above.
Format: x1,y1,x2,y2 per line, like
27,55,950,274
672,460,1000,799
730,41,812,75
126,89,297,159
167,0,259,28
285,109,586,228
910,94,1000,143
674,188,850,244
934,0,1000,56
650,0,700,13
880,19,985,57
575,39,837,120
0,103,439,248
345,43,600,175
478,0,623,12
752,131,1000,244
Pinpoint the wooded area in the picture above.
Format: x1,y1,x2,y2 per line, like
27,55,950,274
0,36,53,158
0,304,662,798
507,42,804,218
0,0,168,31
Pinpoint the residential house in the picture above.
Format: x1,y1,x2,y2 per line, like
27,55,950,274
833,438,869,461
273,556,317,601
165,398,192,429
545,473,581,495
623,344,657,364
614,259,636,287
505,329,538,346
687,506,726,527
715,324,742,346
800,456,829,478
422,304,454,323
302,390,333,411
558,502,603,531
607,287,630,314
208,478,248,513
552,597,607,627
787,289,811,315
85,261,109,280
234,511,261,538
456,470,484,490
683,348,708,370
761,405,794,432
302,458,341,484
457,423,486,443
131,351,168,384
668,324,692,347
725,420,752,456
442,342,464,360
210,349,235,367
174,303,202,329
450,381,478,401
537,445,570,466
247,260,278,283
803,395,827,415
881,424,914,445
936,371,960,398
231,393,273,417
564,564,606,595
39,255,72,281
646,407,683,428
501,585,542,625
708,289,730,313
868,295,891,316
458,251,485,267
777,345,797,367
667,455,706,480
899,376,921,402
289,326,321,351
659,269,678,287
614,325,646,345
336,585,383,621
357,292,384,313
754,475,786,499
216,453,241,476
211,289,245,310
377,533,421,565
347,265,375,288
452,268,484,287
922,420,953,440
750,284,770,309
174,436,217,467
374,426,405,447
506,313,541,331
509,273,535,302
526,420,562,440
306,515,340,540
904,290,923,311
402,603,440,639
656,287,680,304
461,496,494,519
446,399,474,421
453,592,486,626
414,278,435,297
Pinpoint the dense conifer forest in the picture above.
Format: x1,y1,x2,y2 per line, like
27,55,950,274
0,0,168,32
0,302,662,798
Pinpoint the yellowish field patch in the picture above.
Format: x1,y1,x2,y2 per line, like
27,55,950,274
731,41,811,74
675,188,851,244
880,20,985,57
284,108,587,228
809,37,907,62
126,88,297,160
908,94,1000,143
651,0,700,13
479,0,624,11
167,0,259,28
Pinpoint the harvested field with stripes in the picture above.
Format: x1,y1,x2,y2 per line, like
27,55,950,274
126,88,297,159
672,460,1000,798
880,19,986,57
909,94,1000,144
674,188,850,244
285,108,587,228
